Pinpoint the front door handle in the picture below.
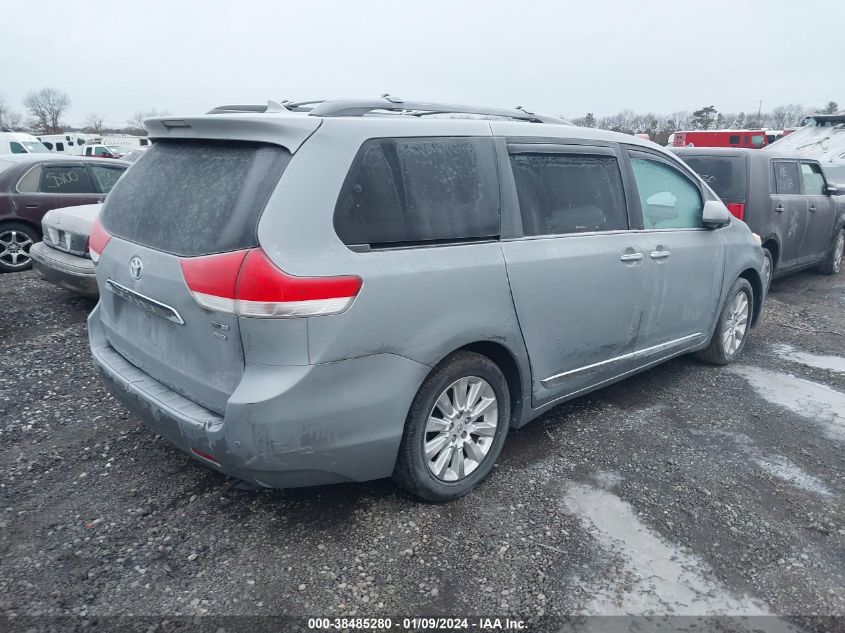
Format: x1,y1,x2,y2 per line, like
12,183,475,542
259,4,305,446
809,205,816,213
620,252,643,262
25,204,39,209
650,250,671,260
775,205,785,213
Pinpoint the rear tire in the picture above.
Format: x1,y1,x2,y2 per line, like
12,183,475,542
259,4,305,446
0,222,39,273
695,278,753,366
393,351,510,502
762,248,773,292
816,229,844,275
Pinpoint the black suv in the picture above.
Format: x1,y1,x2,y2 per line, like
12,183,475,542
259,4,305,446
673,147,845,288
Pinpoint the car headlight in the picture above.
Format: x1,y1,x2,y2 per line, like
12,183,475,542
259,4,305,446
752,232,762,246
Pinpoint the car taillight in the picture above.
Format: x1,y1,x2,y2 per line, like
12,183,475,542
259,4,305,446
88,217,111,263
179,248,362,318
726,202,745,221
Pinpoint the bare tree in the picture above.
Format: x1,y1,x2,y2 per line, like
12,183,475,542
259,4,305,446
126,108,169,131
23,88,71,134
0,93,23,131
84,113,105,134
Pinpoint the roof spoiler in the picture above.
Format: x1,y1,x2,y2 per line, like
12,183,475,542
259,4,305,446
143,108,321,153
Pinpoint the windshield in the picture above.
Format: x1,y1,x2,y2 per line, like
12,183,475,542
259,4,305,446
681,155,747,202
21,141,51,153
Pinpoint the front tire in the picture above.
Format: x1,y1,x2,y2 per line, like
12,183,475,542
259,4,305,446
393,351,510,502
695,278,753,366
0,222,39,273
816,229,844,276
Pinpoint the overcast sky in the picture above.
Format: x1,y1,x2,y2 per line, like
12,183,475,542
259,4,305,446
2,0,843,127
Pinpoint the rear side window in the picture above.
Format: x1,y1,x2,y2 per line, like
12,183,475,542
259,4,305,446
17,165,41,192
41,165,93,194
334,137,498,247
508,152,628,235
772,161,801,194
102,140,290,257
10,142,25,154
680,155,747,202
89,164,126,193
631,157,703,229
800,162,825,195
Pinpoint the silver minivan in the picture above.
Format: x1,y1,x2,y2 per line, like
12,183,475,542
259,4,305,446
88,98,766,501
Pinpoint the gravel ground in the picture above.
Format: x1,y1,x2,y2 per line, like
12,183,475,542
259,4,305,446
1,268,843,632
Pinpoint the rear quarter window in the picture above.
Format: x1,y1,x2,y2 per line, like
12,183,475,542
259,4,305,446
101,140,290,257
334,137,499,248
680,155,747,202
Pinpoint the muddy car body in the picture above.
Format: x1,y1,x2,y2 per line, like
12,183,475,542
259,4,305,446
673,147,845,286
88,99,766,501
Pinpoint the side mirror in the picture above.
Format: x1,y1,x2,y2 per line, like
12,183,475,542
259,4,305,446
702,200,732,228
825,183,844,196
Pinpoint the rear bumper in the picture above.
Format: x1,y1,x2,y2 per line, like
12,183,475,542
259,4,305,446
30,242,98,298
88,305,430,488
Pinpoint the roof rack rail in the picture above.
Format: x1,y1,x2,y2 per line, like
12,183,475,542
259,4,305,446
307,97,571,125
205,97,572,125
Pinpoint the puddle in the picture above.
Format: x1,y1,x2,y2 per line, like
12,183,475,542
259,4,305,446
728,366,845,440
561,482,774,617
772,344,845,373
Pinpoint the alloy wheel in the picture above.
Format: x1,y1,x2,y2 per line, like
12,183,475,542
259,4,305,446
722,291,750,356
424,376,498,482
834,233,844,274
0,229,34,269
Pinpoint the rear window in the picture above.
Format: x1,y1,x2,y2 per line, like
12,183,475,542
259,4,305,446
680,155,747,202
334,137,499,248
102,140,290,257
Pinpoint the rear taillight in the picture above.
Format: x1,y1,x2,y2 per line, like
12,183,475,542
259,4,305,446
88,216,111,263
179,248,362,318
726,203,745,221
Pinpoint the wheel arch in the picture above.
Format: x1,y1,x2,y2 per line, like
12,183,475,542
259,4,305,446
761,236,780,269
435,340,527,429
0,217,42,238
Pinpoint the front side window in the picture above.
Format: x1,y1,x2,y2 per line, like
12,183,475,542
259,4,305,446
90,165,126,193
508,151,628,235
773,161,801,195
729,135,740,145
94,147,111,157
631,157,704,229
334,137,498,247
800,162,825,195
40,165,93,194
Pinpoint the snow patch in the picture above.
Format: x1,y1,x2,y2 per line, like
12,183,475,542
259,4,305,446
772,343,845,373
728,365,845,440
561,482,776,617
753,454,834,497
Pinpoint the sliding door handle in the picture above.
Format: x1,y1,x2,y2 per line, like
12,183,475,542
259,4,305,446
620,252,643,262
650,250,671,259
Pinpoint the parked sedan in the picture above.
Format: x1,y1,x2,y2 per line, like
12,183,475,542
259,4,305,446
0,154,128,272
673,147,845,288
29,203,100,297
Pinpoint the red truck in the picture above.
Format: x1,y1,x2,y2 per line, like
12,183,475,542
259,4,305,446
673,130,768,149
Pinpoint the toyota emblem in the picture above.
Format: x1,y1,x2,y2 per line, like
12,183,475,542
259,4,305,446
129,256,143,280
